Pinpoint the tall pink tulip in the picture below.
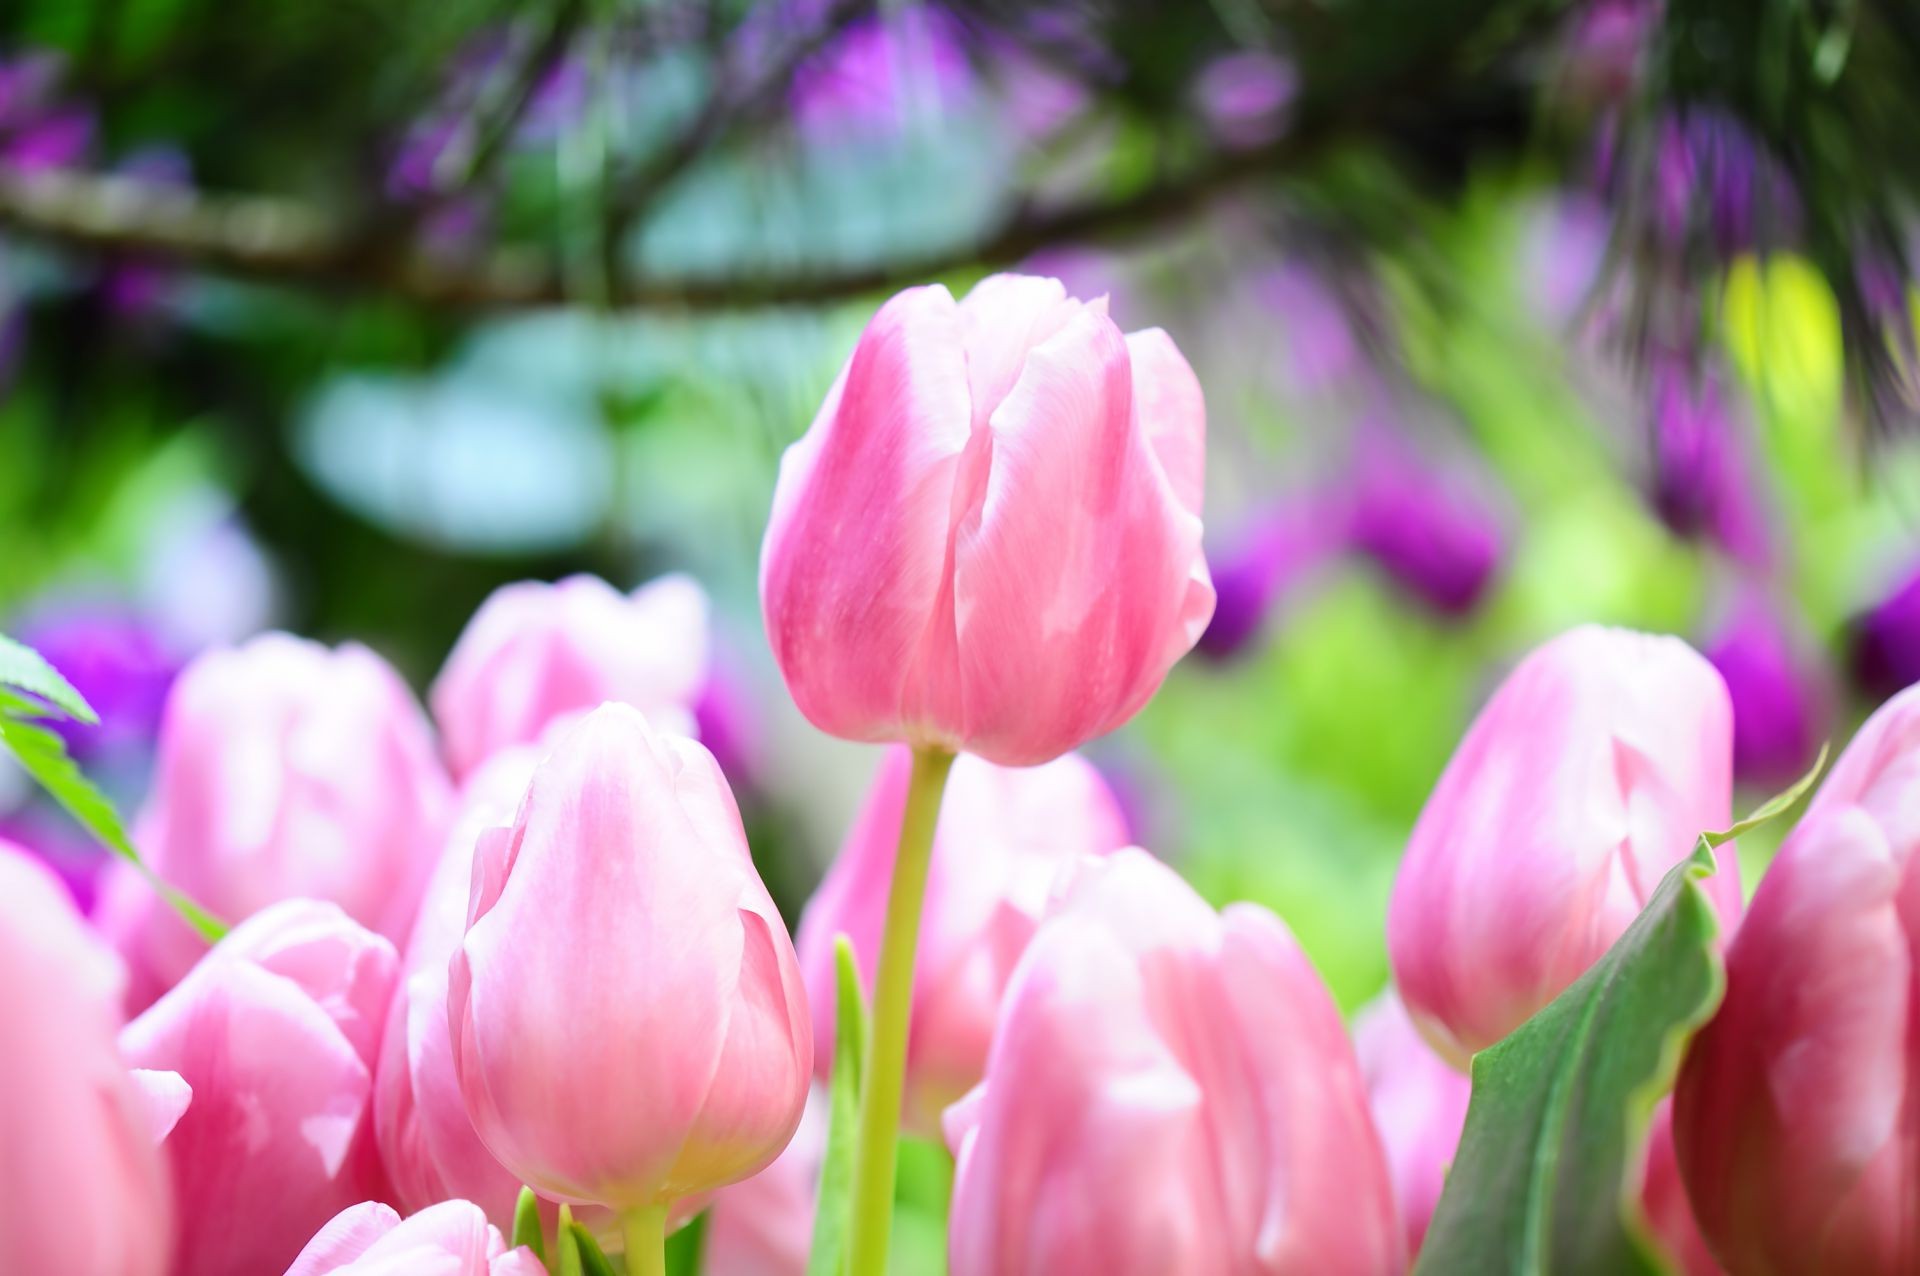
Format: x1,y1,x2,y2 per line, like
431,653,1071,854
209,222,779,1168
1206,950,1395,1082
98,633,452,1009
760,272,1213,768
120,899,399,1276
796,747,1127,1131
376,747,540,1222
1352,991,1472,1255
430,573,709,780
0,841,173,1276
1388,625,1734,1066
945,849,1404,1275
284,1200,545,1275
448,704,810,1268
1674,684,1920,1274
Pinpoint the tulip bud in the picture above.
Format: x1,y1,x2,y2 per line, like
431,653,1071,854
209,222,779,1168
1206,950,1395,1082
1346,432,1504,619
97,633,452,1009
946,849,1404,1275
702,1091,827,1276
1352,991,1472,1255
448,704,810,1212
1848,560,1920,703
1388,625,1735,1066
0,841,173,1276
285,1200,545,1276
796,746,1128,1133
1674,684,1920,1273
120,899,398,1276
375,747,541,1221
430,573,710,781
1703,594,1827,790
760,273,1214,767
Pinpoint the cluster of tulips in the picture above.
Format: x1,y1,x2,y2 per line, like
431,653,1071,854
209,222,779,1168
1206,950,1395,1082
8,274,1917,1276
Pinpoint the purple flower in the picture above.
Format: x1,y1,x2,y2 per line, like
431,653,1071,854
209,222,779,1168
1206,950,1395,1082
1347,431,1504,618
1562,0,1659,105
2,106,92,172
10,602,180,765
1850,563,1920,703
1650,108,1794,255
1256,263,1365,397
693,640,766,790
789,8,974,139
1647,355,1773,567
1193,50,1295,150
1520,194,1612,328
1196,500,1341,660
1704,595,1827,790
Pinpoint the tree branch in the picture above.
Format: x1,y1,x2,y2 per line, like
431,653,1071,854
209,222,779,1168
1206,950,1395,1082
0,125,1319,311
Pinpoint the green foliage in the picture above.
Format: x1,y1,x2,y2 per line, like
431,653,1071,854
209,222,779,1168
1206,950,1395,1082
512,1187,547,1263
554,1204,584,1276
0,636,226,942
1416,758,1825,1274
808,935,870,1276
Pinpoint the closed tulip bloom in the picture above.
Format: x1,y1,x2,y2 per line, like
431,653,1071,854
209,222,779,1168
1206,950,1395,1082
120,899,399,1276
99,633,452,1009
1352,991,1472,1255
0,841,173,1276
431,573,709,780
284,1200,545,1276
1388,625,1735,1066
1674,684,1920,1274
946,849,1404,1276
376,748,541,1221
448,704,811,1219
760,273,1213,767
796,747,1128,1132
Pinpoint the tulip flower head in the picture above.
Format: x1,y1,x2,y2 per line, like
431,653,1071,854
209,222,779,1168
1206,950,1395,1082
98,632,452,1009
1675,683,1920,1274
946,849,1404,1275
120,899,399,1276
0,841,173,1276
796,746,1129,1133
448,703,811,1216
760,273,1213,767
284,1199,545,1276
430,573,710,780
1353,990,1472,1255
1388,625,1735,1066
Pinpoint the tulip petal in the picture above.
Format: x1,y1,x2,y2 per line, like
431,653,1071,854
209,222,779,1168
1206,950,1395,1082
285,1201,401,1276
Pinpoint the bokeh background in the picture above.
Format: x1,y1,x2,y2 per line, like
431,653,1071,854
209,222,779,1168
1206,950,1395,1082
5,0,1920,1031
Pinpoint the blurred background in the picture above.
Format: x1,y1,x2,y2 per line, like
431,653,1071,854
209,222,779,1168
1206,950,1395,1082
4,0,1920,1020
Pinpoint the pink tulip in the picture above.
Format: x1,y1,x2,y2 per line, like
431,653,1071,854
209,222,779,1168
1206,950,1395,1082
98,633,452,1009
1388,625,1734,1066
284,1200,545,1275
796,746,1128,1131
760,273,1214,767
448,704,811,1214
1642,1102,1724,1276
0,841,173,1276
1674,684,1920,1273
376,747,541,1222
945,849,1404,1275
1352,991,1471,1255
702,1090,827,1276
120,899,399,1276
430,573,710,781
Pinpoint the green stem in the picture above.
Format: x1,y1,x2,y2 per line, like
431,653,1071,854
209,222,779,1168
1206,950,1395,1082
847,744,955,1276
622,1204,668,1276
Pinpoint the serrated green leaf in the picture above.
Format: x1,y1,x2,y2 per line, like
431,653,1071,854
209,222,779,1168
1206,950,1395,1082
567,1220,617,1276
0,632,97,723
554,1204,584,1276
0,690,226,943
806,935,870,1276
512,1186,546,1263
1414,755,1827,1276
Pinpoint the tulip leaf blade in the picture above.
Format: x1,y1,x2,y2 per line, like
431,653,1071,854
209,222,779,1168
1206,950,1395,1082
567,1219,617,1276
0,688,227,942
0,632,97,723
807,934,870,1276
554,1204,584,1276
512,1186,547,1262
1415,755,1824,1276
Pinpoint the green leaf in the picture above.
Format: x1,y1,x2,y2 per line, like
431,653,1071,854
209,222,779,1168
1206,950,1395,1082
1414,753,1826,1276
806,935,870,1276
664,1209,708,1276
512,1186,547,1263
0,690,227,942
567,1220,617,1276
554,1205,583,1276
0,632,97,723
